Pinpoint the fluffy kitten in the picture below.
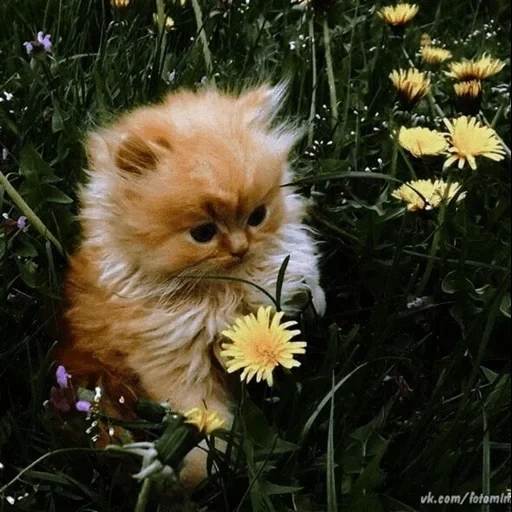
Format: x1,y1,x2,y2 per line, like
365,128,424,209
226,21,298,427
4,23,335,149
58,84,325,487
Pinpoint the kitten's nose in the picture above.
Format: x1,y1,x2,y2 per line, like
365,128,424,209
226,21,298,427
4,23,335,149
228,233,249,259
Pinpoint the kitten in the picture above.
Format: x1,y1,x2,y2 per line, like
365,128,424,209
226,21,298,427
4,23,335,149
58,84,325,488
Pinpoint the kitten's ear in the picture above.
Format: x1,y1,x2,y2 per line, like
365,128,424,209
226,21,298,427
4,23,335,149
239,82,289,126
115,134,168,175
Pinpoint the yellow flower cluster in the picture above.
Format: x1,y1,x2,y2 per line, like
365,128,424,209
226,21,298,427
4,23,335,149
390,68,431,105
421,46,452,65
397,117,505,171
392,180,463,211
378,4,419,26
446,54,506,81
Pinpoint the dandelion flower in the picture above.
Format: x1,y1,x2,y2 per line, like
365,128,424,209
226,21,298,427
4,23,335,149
185,408,225,435
443,116,506,170
221,306,306,387
421,46,452,65
390,68,431,106
454,80,482,99
446,54,506,81
378,4,419,27
454,80,483,115
398,127,448,157
392,179,463,211
111,0,130,7
153,13,176,30
420,33,432,47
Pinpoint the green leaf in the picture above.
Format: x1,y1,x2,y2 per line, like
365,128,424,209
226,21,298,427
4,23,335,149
500,294,511,318
287,172,403,187
41,184,73,204
19,143,60,184
259,482,303,495
327,374,338,512
275,255,290,311
442,271,476,295
15,238,38,258
16,259,42,288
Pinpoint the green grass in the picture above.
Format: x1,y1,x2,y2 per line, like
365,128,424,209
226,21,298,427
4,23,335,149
1,0,511,510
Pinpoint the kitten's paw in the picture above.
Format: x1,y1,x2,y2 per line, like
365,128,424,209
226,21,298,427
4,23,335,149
282,282,326,317
310,283,326,317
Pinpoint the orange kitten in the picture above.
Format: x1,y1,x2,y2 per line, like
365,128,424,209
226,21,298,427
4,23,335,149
58,85,325,487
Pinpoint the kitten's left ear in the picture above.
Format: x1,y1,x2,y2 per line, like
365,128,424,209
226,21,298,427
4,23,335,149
238,82,289,126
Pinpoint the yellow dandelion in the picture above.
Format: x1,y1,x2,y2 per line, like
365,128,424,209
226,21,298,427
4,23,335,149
398,127,448,157
421,46,452,65
453,80,483,115
420,33,432,47
445,54,506,81
378,4,419,26
153,13,176,30
111,0,130,7
390,68,431,106
185,408,225,435
443,116,506,170
392,179,463,212
454,80,482,99
221,306,306,387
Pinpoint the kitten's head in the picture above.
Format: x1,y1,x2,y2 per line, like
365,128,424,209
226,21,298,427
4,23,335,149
83,85,303,280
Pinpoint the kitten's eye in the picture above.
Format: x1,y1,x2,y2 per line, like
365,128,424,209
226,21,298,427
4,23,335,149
247,205,267,227
190,223,218,243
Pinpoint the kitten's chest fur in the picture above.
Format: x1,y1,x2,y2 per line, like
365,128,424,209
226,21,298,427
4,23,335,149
124,286,242,399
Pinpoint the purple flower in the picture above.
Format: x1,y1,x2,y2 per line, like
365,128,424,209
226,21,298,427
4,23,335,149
56,365,71,388
17,216,27,230
37,32,52,51
76,401,92,413
23,31,52,55
23,42,34,54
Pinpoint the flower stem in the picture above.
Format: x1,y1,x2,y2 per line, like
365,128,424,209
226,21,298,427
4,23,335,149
401,47,445,119
323,18,338,129
0,170,64,256
480,113,511,159
417,204,445,296
155,0,165,33
307,16,317,147
191,0,214,82
134,478,153,512
390,134,399,178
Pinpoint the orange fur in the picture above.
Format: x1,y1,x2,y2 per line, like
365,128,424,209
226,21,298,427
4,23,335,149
58,85,325,488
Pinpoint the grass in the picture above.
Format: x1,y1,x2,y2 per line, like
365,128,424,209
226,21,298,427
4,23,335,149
1,0,511,510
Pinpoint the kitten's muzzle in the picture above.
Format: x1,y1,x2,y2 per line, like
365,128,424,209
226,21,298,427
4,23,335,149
227,233,249,259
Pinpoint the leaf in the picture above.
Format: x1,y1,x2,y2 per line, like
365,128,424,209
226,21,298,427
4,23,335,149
275,255,290,311
41,184,73,204
500,294,511,318
327,374,338,512
15,239,38,258
299,363,368,445
442,271,476,295
259,482,303,495
287,172,403,187
19,144,60,184
241,400,297,454
16,259,42,288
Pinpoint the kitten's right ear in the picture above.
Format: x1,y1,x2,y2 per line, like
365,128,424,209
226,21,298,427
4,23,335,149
115,134,161,175
87,131,172,176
